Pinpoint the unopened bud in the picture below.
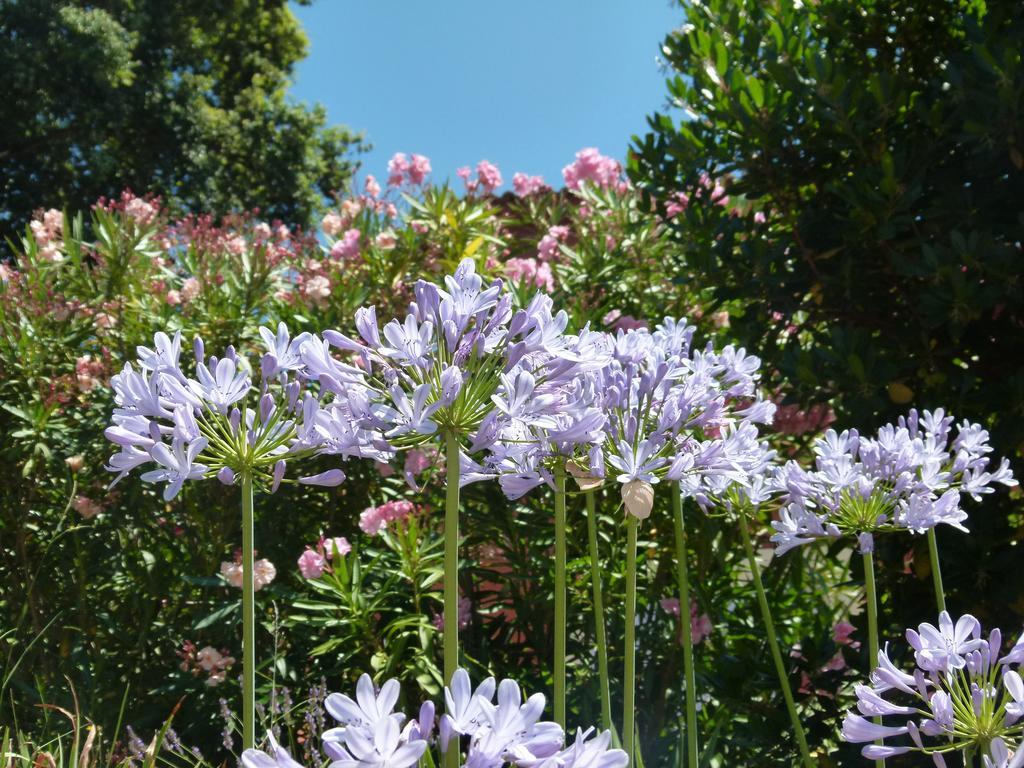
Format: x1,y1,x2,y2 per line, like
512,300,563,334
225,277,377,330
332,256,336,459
622,478,655,520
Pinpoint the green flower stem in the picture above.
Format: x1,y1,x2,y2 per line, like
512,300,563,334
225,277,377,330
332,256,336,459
241,471,256,751
585,490,613,733
444,431,461,768
623,515,639,764
671,485,698,767
863,550,884,768
926,528,947,613
736,507,814,768
553,461,568,729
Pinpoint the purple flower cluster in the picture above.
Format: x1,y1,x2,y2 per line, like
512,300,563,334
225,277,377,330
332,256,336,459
241,669,626,768
591,320,775,517
771,409,1017,554
105,324,380,499
842,611,1024,764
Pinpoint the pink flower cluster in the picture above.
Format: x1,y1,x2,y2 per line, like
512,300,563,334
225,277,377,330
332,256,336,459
329,228,361,261
220,555,276,591
504,258,554,292
359,500,416,536
72,495,104,519
387,152,432,187
537,225,570,262
562,147,623,191
177,640,235,687
512,172,546,197
297,535,352,580
602,310,648,333
457,160,503,195
660,597,713,645
772,400,836,437
75,354,107,393
30,209,64,262
665,174,730,219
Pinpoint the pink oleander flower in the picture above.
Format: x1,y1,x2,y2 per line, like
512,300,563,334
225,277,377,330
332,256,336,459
330,228,361,261
75,355,105,392
660,598,713,644
324,536,351,557
475,160,502,193
772,400,836,437
359,500,416,536
321,212,344,237
226,235,247,255
698,173,729,207
711,310,730,328
833,620,861,649
374,231,397,250
72,495,103,519
253,222,272,241
195,646,235,687
124,196,157,226
665,192,690,219
387,153,410,186
562,147,622,190
753,210,767,224
181,277,200,302
504,257,553,292
375,460,396,477
537,225,569,261
365,174,381,198
601,310,647,332
165,290,182,306
512,172,546,197
220,558,276,591
302,275,331,304
408,154,432,186
297,548,326,579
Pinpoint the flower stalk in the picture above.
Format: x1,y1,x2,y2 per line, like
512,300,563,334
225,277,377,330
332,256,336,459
585,490,613,733
736,505,814,768
623,515,639,764
862,550,884,768
240,470,256,751
926,528,946,613
553,461,568,729
671,484,698,766
443,430,461,768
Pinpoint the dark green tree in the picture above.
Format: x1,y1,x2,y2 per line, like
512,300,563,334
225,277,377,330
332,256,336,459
631,0,1023,722
0,0,363,227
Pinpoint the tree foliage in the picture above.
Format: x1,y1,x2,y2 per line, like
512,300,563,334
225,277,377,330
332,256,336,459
0,0,364,227
631,0,1023,625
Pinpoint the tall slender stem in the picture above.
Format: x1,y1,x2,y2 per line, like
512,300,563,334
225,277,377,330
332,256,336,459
444,431,461,768
671,485,698,767
585,490,612,733
623,515,639,764
240,471,256,751
863,550,884,768
553,461,568,729
926,528,947,613
736,507,814,768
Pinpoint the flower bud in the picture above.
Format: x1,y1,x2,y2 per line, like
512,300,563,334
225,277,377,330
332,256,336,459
224,345,237,363
260,354,277,382
65,455,85,473
622,478,655,520
272,460,286,493
229,408,241,434
259,393,274,423
567,460,602,491
439,365,463,406
217,467,235,485
193,336,204,364
298,469,346,487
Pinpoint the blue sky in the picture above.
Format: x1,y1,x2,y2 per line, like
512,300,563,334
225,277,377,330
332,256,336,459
289,1,681,191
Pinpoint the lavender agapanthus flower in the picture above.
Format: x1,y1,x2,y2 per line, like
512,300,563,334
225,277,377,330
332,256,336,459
105,324,369,499
564,319,776,517
245,669,625,768
307,259,582,476
842,611,1024,765
770,408,1017,554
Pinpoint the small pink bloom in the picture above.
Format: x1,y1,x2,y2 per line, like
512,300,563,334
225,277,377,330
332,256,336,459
562,147,622,190
475,160,502,194
408,154,432,185
823,652,847,672
753,211,767,224
833,621,860,649
72,495,103,519
364,174,381,198
329,228,361,261
297,549,326,579
302,275,331,304
660,597,681,616
374,231,397,250
711,310,730,328
324,536,351,558
181,277,200,302
387,153,410,186
165,290,182,306
321,212,344,236
537,225,569,261
512,172,546,197
253,222,272,241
